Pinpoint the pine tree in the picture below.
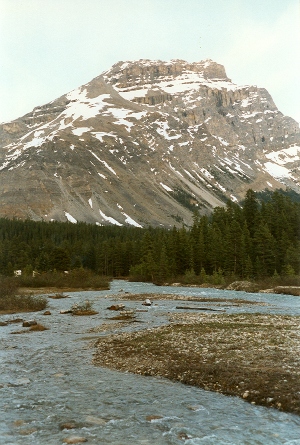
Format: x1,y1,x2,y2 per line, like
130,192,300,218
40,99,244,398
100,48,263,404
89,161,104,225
223,220,243,276
244,255,253,279
50,247,71,272
253,223,276,277
243,189,260,237
284,242,300,275
158,244,170,282
207,224,224,273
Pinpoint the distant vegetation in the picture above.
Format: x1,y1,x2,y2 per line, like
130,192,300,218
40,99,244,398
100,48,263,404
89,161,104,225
254,187,300,204
16,269,110,290
170,188,203,212
0,277,47,312
0,189,299,286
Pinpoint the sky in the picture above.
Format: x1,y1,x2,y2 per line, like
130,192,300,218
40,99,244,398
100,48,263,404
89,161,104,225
0,0,299,124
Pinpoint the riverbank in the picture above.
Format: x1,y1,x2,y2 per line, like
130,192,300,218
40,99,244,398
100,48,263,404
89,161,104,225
93,295,300,416
19,286,109,295
164,281,300,296
0,286,109,315
19,281,300,297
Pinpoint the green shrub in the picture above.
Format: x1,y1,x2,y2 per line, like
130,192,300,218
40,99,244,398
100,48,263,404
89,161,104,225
0,294,47,312
71,299,98,316
17,269,110,289
0,276,18,298
0,275,47,312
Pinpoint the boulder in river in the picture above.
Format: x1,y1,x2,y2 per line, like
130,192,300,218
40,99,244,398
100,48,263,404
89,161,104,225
22,320,37,327
59,422,77,430
107,304,125,311
142,298,152,306
146,415,163,421
8,378,31,386
85,415,107,425
63,436,87,444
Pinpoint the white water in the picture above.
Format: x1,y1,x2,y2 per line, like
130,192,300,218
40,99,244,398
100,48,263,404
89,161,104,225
0,280,300,444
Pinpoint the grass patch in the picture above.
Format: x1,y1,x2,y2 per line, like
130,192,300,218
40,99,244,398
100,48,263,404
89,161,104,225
72,310,98,316
93,312,300,415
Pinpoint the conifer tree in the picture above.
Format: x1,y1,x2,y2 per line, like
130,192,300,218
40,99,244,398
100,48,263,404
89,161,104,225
159,244,170,282
253,223,276,277
224,220,243,276
243,189,260,237
244,255,253,279
207,224,224,273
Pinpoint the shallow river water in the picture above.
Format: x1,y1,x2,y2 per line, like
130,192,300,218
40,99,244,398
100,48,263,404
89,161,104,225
0,280,300,444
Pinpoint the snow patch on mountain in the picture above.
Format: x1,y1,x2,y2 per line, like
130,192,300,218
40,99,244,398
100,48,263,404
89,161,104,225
121,213,143,227
64,89,111,120
99,210,122,226
72,127,92,136
89,151,117,175
114,65,239,104
264,162,291,179
156,121,181,140
106,108,147,132
65,212,77,223
92,132,118,142
160,182,173,192
266,145,300,165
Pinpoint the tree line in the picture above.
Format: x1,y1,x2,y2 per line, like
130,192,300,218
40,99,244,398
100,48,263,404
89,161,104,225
0,189,299,282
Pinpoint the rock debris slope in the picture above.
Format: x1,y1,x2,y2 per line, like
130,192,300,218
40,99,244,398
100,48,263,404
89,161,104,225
0,59,299,226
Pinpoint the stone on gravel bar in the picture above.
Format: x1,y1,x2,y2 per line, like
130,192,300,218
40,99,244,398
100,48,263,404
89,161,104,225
22,320,37,327
63,436,87,444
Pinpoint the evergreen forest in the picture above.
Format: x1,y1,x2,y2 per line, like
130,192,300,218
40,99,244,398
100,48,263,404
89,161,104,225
0,189,299,284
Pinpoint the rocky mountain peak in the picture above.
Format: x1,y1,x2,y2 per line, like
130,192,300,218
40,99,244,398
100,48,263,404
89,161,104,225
0,59,299,226
103,59,230,96
104,58,229,85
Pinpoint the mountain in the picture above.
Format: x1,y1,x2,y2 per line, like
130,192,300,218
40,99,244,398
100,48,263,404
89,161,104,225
0,59,299,227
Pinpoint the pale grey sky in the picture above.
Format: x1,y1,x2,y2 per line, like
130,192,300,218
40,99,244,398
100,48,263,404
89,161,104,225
0,0,299,123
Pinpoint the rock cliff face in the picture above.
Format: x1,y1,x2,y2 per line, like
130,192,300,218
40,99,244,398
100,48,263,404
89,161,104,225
0,59,299,227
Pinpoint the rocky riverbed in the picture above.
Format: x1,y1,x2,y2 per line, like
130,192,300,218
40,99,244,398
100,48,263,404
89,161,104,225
93,308,300,415
1,280,300,444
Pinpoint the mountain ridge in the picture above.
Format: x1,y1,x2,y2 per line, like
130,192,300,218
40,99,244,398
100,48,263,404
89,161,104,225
0,58,299,227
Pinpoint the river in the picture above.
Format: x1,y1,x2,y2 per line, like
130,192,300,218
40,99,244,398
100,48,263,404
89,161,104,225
0,280,299,444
